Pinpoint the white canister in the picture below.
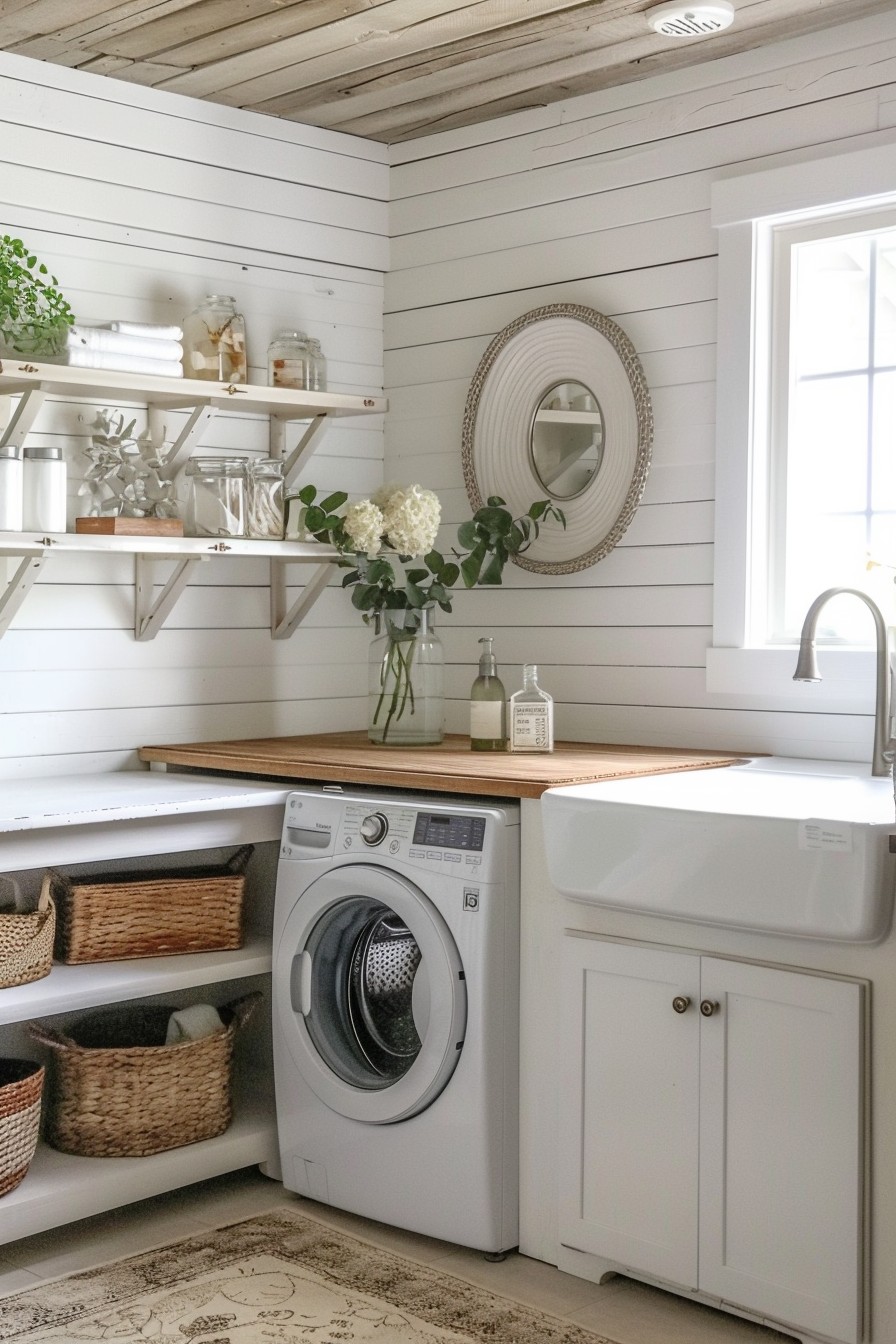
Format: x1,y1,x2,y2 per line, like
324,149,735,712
22,446,67,532
0,446,23,531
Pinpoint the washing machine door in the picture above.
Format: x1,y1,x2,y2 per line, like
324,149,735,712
275,863,467,1124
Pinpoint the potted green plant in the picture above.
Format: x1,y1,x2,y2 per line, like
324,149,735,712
0,235,74,361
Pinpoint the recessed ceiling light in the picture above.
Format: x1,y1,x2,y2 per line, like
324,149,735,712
645,1,736,37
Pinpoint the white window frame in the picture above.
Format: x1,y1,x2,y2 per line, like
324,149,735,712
708,137,896,713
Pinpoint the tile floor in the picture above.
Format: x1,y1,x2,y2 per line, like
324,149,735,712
0,1167,800,1344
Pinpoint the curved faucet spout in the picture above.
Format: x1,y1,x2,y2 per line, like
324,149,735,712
793,586,895,776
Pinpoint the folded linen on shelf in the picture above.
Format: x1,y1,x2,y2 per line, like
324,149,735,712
111,321,184,341
66,348,184,378
68,326,183,362
165,1003,225,1046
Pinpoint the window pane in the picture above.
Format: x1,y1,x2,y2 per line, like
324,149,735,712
783,515,869,639
874,235,896,366
872,371,896,510
789,375,868,514
793,236,870,376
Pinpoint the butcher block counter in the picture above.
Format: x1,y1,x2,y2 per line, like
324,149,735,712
138,731,742,799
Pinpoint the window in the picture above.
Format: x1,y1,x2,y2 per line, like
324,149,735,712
768,210,896,645
708,141,896,709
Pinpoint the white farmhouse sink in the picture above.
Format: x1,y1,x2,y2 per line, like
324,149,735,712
541,757,896,942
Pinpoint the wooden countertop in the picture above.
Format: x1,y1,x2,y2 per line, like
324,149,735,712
138,732,743,800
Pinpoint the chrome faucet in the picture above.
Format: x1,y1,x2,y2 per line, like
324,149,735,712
793,587,896,776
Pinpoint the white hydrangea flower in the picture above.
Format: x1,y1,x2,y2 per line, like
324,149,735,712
371,481,402,508
381,484,441,557
343,499,384,556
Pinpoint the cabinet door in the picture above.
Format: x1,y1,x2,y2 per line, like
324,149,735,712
558,936,701,1286
698,957,864,1344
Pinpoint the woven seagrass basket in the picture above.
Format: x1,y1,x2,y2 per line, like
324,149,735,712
0,875,55,990
29,992,259,1158
0,1059,44,1197
48,845,253,965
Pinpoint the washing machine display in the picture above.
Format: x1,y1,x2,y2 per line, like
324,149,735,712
272,786,520,1252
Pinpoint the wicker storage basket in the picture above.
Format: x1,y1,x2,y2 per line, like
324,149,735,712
29,992,259,1158
0,1058,44,1197
48,845,253,965
0,876,55,990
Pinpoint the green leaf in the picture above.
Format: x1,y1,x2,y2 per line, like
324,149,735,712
460,543,486,588
473,505,512,534
319,491,348,513
456,520,479,549
302,504,326,532
424,549,444,573
406,568,429,584
351,584,379,610
366,558,395,585
486,495,507,507
438,561,460,587
528,500,548,520
405,581,429,607
480,551,506,584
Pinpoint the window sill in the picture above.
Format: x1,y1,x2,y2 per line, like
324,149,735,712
706,646,881,713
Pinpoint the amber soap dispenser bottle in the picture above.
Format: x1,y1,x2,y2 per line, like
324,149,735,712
469,636,507,751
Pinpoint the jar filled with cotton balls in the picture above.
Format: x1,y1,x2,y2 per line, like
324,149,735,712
247,457,285,539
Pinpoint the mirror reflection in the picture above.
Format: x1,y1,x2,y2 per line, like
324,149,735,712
530,380,604,500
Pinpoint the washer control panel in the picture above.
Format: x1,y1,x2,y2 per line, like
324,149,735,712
279,791,515,883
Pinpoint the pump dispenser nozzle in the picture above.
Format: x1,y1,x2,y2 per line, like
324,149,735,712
478,636,497,677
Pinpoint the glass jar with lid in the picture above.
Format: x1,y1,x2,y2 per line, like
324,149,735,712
247,457,285,539
185,457,249,537
306,338,327,391
183,296,247,383
267,330,310,389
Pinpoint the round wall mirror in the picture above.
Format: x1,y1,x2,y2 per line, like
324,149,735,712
530,380,604,501
462,304,653,573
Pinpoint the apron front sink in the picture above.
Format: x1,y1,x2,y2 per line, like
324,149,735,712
542,757,896,942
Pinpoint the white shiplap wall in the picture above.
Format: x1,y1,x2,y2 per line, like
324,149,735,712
385,9,896,764
0,53,387,780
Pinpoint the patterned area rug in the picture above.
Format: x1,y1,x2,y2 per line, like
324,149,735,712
0,1207,621,1343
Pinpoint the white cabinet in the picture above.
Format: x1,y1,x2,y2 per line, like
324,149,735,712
559,935,865,1344
0,359,386,640
0,773,292,1245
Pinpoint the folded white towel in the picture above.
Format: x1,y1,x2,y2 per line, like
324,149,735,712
66,348,184,378
165,1003,225,1046
68,326,183,362
111,321,184,342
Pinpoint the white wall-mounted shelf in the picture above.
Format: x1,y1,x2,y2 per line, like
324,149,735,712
0,360,383,641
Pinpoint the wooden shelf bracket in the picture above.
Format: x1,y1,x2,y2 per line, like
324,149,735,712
0,551,49,637
270,559,332,639
135,552,208,641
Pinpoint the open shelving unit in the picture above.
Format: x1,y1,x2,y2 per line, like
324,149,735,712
0,772,292,1245
0,359,386,640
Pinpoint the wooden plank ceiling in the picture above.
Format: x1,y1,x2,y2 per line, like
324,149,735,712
2,0,893,143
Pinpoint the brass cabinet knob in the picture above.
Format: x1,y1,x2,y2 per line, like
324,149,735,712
672,995,691,1014
700,999,720,1017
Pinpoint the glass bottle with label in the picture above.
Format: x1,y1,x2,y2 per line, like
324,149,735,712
509,664,554,753
470,636,506,751
183,295,247,382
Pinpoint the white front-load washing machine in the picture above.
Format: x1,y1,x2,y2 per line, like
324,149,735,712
272,784,520,1253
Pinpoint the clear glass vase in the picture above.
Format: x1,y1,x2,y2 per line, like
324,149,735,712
368,608,445,746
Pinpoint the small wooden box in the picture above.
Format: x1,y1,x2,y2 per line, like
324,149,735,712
74,516,184,537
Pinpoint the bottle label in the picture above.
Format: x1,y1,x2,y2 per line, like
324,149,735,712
470,701,503,740
511,705,551,750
